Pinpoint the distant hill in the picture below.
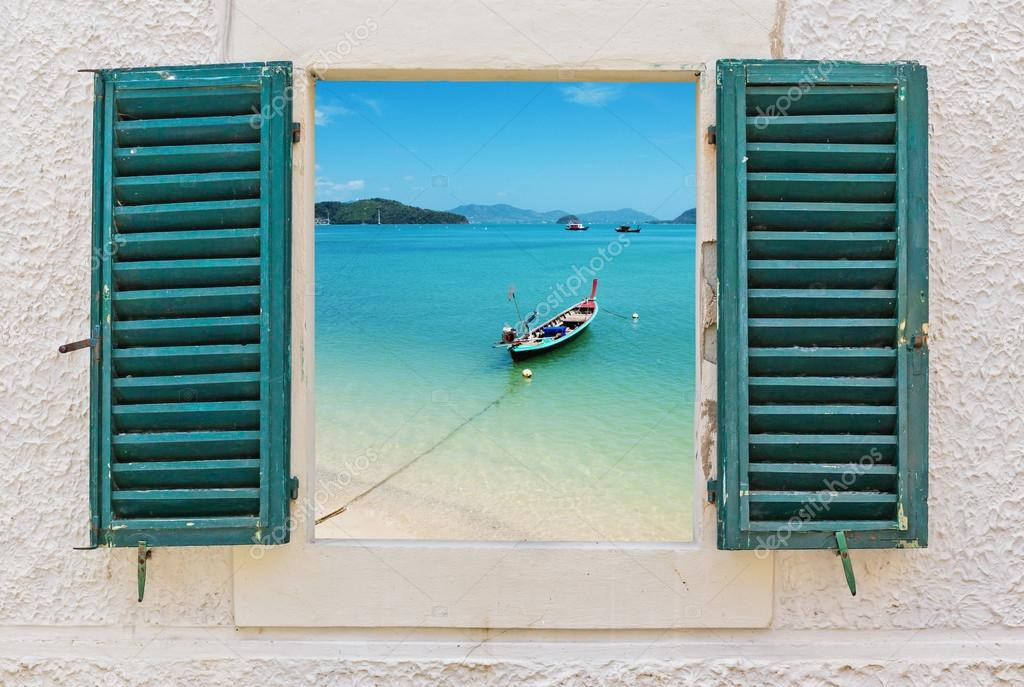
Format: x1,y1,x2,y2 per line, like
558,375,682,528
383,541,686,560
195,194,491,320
316,198,467,224
452,203,661,225
449,204,566,224
555,214,581,224
650,208,697,224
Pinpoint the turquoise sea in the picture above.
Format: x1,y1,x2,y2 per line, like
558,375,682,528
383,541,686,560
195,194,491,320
314,224,695,541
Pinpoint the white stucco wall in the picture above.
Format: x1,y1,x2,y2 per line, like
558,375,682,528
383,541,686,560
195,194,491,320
1,0,1023,683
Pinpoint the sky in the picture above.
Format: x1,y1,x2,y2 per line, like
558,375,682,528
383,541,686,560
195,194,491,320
314,81,697,219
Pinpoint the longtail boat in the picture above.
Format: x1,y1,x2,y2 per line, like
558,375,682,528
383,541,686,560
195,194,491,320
616,224,641,233
499,279,599,361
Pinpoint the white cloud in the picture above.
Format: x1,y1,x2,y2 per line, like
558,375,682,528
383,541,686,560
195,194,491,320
402,175,415,183
356,96,382,115
315,103,353,126
316,177,365,196
560,83,623,107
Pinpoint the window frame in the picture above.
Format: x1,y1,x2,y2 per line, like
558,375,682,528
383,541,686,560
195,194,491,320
232,65,773,630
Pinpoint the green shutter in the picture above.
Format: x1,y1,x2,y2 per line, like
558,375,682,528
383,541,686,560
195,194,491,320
89,62,293,547
715,60,928,550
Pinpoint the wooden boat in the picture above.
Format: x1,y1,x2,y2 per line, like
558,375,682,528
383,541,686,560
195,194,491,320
500,280,599,361
616,224,641,233
565,220,589,231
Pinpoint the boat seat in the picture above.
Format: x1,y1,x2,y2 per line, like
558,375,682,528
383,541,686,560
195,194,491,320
563,313,588,323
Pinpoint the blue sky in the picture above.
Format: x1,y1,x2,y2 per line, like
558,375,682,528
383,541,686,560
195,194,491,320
314,81,696,218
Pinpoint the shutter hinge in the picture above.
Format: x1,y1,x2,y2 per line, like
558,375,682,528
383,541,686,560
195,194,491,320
706,478,717,504
835,531,857,597
289,476,300,500
292,122,301,143
706,125,716,145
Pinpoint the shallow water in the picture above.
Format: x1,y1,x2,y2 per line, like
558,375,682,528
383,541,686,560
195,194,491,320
314,223,695,541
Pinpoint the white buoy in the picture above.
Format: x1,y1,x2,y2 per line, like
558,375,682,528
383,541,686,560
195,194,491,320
522,368,533,379
632,312,639,320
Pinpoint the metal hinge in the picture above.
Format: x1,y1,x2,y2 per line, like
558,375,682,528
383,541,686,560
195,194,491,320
706,125,716,145
292,122,301,143
706,478,717,504
59,327,101,362
289,476,300,500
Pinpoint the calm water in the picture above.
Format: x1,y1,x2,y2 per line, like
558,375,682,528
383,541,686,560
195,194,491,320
314,224,695,541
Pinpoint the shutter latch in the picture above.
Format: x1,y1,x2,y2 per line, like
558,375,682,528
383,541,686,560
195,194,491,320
59,326,101,362
907,322,929,351
706,125,717,145
137,542,152,603
835,531,857,596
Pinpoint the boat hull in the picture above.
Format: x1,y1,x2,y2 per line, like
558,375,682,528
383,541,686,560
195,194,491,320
508,302,598,361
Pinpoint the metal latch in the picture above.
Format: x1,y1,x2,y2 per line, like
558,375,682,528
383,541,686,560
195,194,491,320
907,322,929,351
138,542,152,602
59,326,101,362
706,478,717,504
292,122,301,143
835,531,856,596
706,125,717,145
289,476,300,500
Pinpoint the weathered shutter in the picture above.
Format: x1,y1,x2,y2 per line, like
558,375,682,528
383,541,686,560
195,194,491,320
89,62,292,547
715,60,928,550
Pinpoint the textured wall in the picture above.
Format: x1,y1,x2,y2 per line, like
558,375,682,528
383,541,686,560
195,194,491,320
1,0,1023,683
775,0,1024,630
0,0,236,627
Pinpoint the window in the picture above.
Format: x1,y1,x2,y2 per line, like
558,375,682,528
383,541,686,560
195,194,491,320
311,80,697,543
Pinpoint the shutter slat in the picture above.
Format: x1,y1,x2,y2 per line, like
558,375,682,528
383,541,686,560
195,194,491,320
112,430,261,461
747,173,896,203
746,114,896,144
749,463,897,492
116,228,260,261
744,85,895,115
749,377,896,404
116,86,261,119
749,405,897,434
112,400,261,432
115,144,261,176
113,372,260,404
747,232,897,260
748,318,896,347
748,289,896,317
748,260,896,288
748,347,896,377
112,344,260,376
114,258,261,290
114,171,261,205
113,315,260,347
747,201,896,231
111,489,260,518
113,285,260,319
112,459,261,489
749,434,897,462
115,115,259,147
749,491,897,521
747,143,897,173
114,198,262,232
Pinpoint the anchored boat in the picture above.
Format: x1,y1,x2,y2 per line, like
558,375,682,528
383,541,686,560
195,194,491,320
499,280,599,361
616,224,641,233
565,220,589,231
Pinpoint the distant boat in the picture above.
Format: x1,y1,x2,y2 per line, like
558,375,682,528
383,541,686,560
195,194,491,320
616,224,641,233
565,220,589,231
499,280,599,361
314,216,329,225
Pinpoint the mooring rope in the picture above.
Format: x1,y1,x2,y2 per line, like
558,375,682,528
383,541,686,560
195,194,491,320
315,391,509,525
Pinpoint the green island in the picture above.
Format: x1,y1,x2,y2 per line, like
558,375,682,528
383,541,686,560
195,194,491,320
315,198,468,224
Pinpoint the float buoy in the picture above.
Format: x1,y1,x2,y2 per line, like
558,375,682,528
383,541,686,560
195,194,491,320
632,312,639,320
522,368,533,379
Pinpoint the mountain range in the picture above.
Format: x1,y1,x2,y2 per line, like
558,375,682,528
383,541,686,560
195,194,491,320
449,204,694,225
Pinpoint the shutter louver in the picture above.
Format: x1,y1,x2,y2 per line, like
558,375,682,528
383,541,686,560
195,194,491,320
716,60,928,550
89,63,292,547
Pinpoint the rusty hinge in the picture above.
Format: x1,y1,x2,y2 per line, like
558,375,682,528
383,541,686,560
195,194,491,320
907,322,929,351
706,125,716,145
706,478,717,504
289,476,300,500
292,122,301,143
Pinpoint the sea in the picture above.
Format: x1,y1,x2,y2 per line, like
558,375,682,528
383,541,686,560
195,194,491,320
314,223,696,541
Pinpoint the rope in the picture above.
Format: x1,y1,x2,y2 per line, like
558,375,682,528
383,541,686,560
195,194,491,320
602,307,636,320
315,391,509,525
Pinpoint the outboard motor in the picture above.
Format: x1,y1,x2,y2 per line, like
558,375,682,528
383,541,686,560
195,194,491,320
501,326,516,344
